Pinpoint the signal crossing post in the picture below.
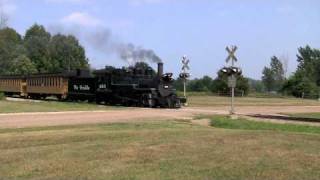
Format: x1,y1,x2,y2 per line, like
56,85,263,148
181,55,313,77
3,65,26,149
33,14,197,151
221,46,242,115
180,56,190,105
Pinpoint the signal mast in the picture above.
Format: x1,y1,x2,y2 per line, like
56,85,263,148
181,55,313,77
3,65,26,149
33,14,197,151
179,55,190,103
220,46,242,114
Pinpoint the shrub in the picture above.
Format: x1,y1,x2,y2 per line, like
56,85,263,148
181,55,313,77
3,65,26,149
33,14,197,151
0,92,4,100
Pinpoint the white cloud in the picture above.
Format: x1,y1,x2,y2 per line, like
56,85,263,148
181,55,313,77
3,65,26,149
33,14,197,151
61,12,102,27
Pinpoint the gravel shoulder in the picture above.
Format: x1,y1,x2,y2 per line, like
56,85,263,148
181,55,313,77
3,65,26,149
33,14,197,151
0,105,320,128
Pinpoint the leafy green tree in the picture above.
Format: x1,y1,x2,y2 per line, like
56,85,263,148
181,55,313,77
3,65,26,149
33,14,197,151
24,24,52,73
49,34,89,72
211,72,249,95
296,46,320,85
248,78,265,93
187,76,213,92
262,67,274,92
0,27,23,75
10,55,37,75
262,56,285,92
282,46,320,97
173,77,184,91
132,62,156,76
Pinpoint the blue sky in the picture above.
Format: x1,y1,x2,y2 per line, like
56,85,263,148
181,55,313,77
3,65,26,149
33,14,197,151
3,0,320,79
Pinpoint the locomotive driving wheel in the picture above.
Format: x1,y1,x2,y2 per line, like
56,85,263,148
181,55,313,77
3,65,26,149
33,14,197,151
166,94,179,108
141,94,155,108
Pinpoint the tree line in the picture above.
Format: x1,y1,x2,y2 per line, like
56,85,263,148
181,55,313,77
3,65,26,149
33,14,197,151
0,24,89,75
261,45,320,98
1,24,318,98
174,72,250,96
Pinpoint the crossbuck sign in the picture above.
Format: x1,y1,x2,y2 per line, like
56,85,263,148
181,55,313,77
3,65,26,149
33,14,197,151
182,56,190,72
226,46,238,64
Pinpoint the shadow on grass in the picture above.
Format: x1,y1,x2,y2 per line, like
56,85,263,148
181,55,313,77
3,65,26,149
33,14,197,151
249,114,320,123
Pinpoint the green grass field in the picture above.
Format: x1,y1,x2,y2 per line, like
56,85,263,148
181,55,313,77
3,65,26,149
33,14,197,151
0,100,120,114
188,95,320,107
287,112,320,119
0,94,319,114
0,120,319,180
208,115,320,134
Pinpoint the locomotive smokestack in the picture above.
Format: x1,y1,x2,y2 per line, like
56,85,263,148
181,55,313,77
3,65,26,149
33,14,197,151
158,62,164,77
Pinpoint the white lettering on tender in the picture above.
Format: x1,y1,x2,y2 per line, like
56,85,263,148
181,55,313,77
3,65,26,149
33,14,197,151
73,85,90,91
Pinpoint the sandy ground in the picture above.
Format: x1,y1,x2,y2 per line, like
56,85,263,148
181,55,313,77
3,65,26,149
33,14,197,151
0,105,320,128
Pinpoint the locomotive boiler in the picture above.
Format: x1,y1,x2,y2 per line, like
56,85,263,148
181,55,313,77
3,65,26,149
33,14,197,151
94,63,184,108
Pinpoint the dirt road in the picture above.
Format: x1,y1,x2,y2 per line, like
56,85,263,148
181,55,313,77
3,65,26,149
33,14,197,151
0,105,320,128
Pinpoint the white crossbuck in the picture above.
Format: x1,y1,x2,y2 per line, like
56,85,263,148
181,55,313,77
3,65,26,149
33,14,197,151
226,46,238,63
182,56,190,71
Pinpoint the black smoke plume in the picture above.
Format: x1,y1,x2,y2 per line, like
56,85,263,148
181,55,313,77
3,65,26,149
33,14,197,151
49,25,162,64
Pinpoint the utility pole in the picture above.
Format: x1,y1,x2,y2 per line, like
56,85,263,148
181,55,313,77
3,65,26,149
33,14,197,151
221,46,242,115
180,55,190,105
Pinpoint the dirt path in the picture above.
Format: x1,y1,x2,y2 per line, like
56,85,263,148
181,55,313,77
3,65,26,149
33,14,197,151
0,106,320,128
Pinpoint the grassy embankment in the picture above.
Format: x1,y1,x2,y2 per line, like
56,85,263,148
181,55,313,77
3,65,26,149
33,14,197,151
0,99,121,114
0,117,319,180
286,112,320,119
0,93,319,113
187,94,320,107
207,115,320,134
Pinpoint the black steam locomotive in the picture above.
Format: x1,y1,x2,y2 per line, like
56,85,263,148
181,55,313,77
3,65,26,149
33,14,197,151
0,63,185,108
92,63,184,108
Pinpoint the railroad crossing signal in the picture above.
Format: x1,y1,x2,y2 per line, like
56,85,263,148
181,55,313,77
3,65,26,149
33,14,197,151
221,45,241,115
226,45,238,64
182,55,190,71
180,55,190,104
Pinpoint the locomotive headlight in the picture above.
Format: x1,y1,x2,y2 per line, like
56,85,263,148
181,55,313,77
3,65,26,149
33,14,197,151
164,85,169,89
